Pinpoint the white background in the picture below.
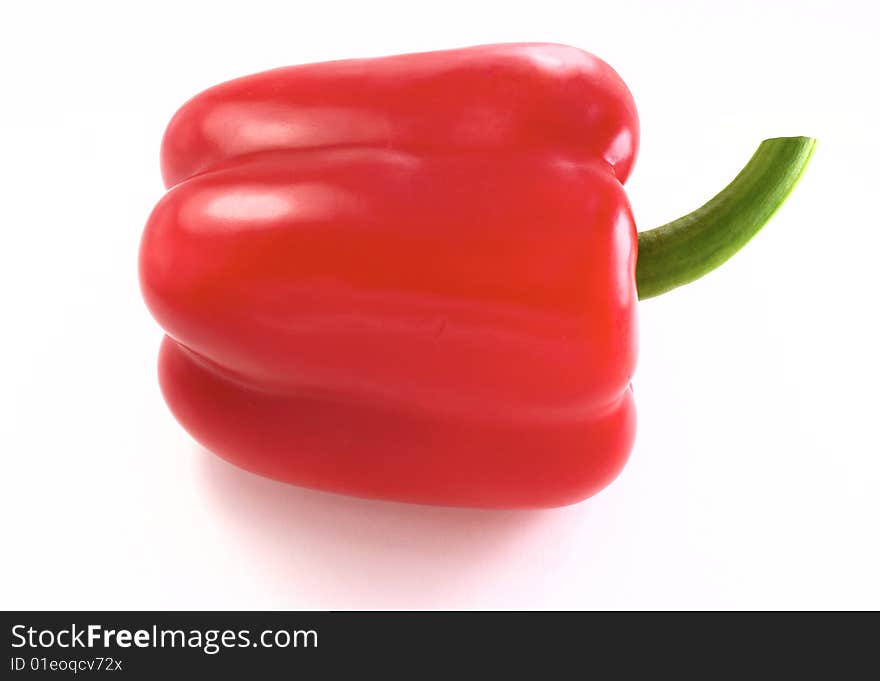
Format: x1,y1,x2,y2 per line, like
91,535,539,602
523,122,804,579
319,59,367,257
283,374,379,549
2,0,878,610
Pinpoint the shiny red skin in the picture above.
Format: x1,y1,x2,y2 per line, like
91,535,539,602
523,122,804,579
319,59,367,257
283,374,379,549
140,43,640,508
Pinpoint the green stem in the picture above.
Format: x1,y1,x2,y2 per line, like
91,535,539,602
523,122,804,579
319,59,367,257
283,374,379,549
636,136,816,300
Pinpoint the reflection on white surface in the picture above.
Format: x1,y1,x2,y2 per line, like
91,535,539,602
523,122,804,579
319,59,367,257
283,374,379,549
196,446,573,609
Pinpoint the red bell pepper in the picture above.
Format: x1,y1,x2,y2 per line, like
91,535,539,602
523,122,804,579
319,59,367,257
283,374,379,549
140,43,813,508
